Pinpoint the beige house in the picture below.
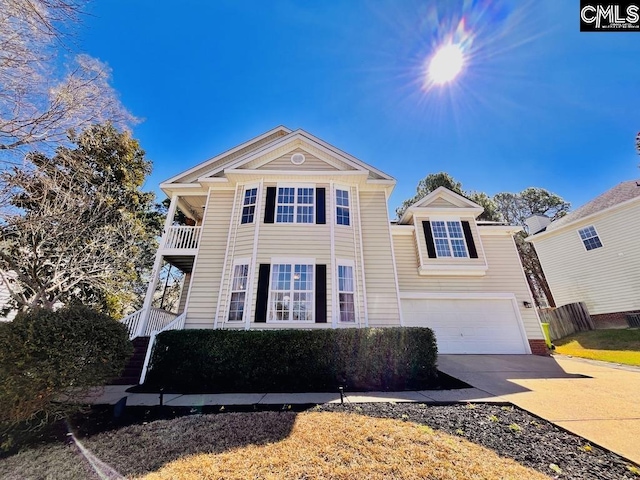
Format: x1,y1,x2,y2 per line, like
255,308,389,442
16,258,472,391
527,180,640,327
122,126,546,370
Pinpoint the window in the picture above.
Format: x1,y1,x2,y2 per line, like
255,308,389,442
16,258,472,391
228,264,249,321
338,265,355,322
276,187,314,223
578,225,603,251
336,189,350,226
269,264,314,321
432,221,468,258
241,188,257,224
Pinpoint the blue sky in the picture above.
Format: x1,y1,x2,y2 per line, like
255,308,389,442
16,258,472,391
79,0,640,215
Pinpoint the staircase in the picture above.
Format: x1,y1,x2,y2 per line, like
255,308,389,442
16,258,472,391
110,337,151,385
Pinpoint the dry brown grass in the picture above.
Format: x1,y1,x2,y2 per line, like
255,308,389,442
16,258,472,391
138,411,550,480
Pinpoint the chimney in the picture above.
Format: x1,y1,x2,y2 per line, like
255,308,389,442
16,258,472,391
525,215,551,235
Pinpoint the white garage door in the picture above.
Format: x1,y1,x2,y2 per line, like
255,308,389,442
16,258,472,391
401,297,529,354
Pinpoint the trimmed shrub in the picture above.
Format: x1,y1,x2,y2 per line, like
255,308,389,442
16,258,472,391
0,305,132,444
145,327,437,393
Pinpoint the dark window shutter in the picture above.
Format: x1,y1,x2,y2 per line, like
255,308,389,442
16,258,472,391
316,188,326,224
255,264,271,322
264,187,276,223
422,221,437,258
315,264,327,323
461,221,478,258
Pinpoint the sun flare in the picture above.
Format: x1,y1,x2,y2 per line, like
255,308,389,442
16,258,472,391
428,43,465,85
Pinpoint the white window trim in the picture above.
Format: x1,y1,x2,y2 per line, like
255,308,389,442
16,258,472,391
227,257,251,322
337,259,356,323
577,225,603,251
275,183,316,224
430,217,469,259
240,184,259,225
267,257,316,323
335,185,351,227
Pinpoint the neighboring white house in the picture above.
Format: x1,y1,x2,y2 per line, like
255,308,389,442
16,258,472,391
527,180,640,328
122,126,546,356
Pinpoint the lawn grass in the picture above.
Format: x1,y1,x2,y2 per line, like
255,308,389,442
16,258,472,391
554,329,640,366
0,411,548,480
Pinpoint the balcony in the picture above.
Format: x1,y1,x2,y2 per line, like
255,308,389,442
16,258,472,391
161,226,202,253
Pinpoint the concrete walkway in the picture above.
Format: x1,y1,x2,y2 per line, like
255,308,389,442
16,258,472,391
437,354,640,464
88,353,640,464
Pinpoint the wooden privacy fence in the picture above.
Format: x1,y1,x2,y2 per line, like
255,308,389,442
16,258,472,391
538,302,594,341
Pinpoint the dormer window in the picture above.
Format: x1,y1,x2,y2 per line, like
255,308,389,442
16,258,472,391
422,220,478,260
432,220,468,258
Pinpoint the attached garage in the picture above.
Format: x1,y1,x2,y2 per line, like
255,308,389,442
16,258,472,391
401,295,530,354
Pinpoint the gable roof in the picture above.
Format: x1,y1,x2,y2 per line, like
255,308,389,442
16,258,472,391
163,126,292,185
399,187,484,224
161,126,395,188
545,179,640,232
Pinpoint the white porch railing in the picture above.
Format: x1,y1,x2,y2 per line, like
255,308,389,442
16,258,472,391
144,308,177,336
120,307,178,339
139,312,186,384
162,226,201,250
120,309,145,340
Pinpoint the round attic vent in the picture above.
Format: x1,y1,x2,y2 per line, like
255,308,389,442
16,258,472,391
291,153,305,165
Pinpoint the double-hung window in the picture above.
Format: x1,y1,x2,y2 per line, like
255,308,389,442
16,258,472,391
276,187,314,223
432,220,468,258
241,188,258,224
338,264,355,322
269,263,314,321
228,264,249,321
336,189,350,226
578,225,603,251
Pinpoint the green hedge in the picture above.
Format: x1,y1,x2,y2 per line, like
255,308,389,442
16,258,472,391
0,305,132,449
145,327,438,393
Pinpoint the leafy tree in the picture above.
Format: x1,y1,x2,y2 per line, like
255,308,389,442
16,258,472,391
0,305,132,449
0,124,163,316
493,188,570,307
0,0,135,157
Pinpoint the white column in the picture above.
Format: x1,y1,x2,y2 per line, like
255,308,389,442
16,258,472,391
137,194,179,337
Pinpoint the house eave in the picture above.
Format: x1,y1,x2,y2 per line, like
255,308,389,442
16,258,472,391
526,196,640,243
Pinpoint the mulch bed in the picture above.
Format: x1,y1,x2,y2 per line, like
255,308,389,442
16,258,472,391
2,402,638,479
316,403,638,480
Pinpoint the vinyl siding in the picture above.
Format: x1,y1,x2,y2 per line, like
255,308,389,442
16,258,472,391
257,148,340,171
176,273,191,314
393,231,543,339
246,183,333,328
359,190,401,326
430,197,459,208
184,189,235,329
531,201,640,315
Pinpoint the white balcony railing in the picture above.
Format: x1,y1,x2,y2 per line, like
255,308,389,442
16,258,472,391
162,226,201,250
119,307,178,339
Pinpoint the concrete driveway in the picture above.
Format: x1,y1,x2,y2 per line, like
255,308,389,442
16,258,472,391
438,354,640,464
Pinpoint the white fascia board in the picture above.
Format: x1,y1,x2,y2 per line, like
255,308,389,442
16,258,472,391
408,207,485,220
293,129,395,181
200,130,376,180
162,126,291,185
526,196,640,243
224,168,368,177
160,183,209,197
